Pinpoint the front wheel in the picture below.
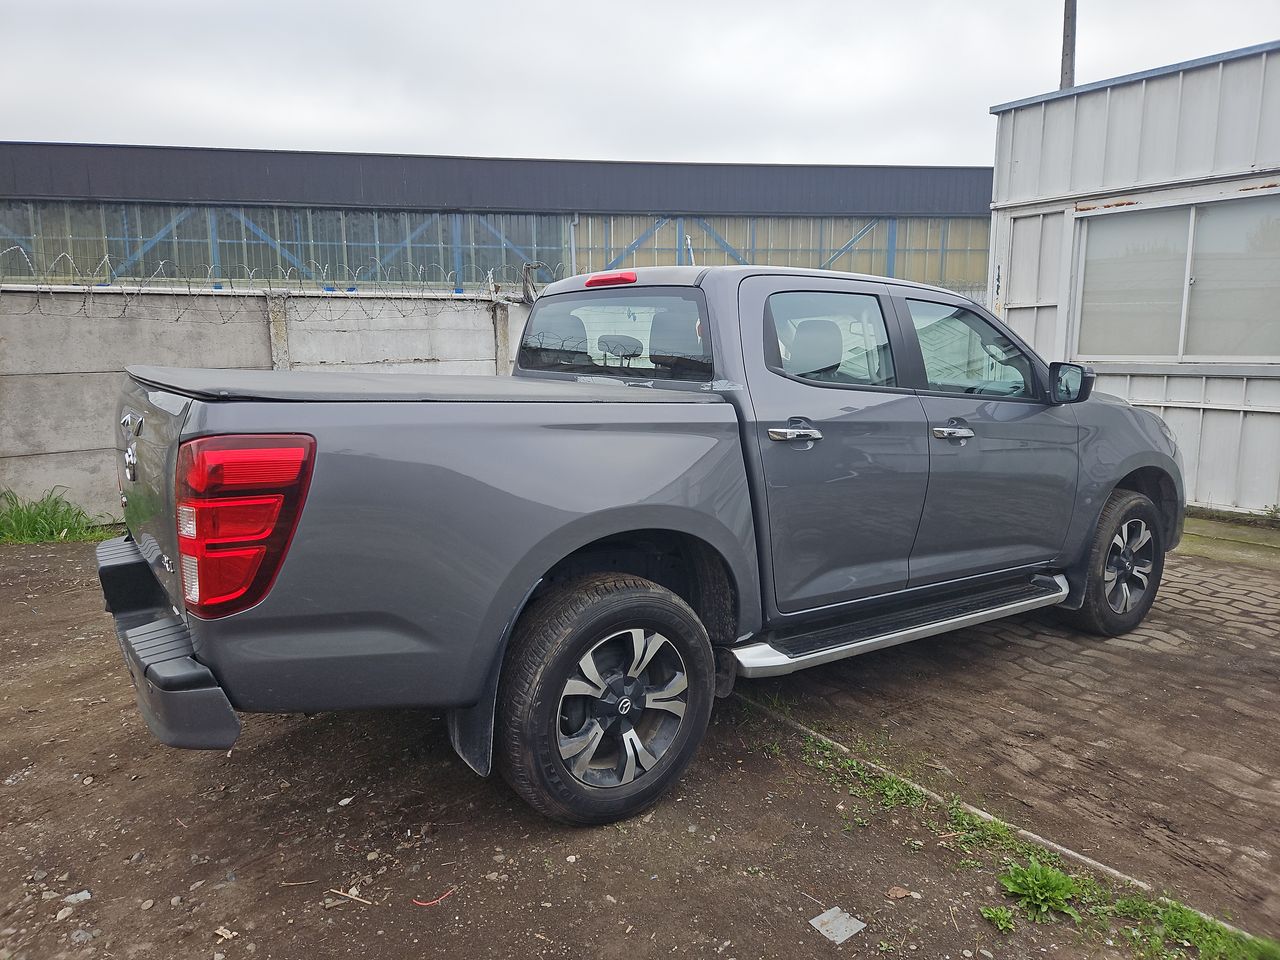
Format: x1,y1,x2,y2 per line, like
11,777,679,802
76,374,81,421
496,574,715,825
1059,489,1166,636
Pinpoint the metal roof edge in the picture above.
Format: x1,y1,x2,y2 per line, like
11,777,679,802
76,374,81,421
989,38,1280,114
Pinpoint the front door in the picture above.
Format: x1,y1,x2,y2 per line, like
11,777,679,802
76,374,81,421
740,276,930,614
893,293,1079,585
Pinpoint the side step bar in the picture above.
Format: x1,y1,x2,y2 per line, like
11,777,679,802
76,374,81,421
733,574,1068,678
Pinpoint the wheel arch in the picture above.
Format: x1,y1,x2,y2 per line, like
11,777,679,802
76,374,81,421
448,508,758,777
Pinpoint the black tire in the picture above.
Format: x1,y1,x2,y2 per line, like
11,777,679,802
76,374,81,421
1058,489,1165,637
496,573,715,825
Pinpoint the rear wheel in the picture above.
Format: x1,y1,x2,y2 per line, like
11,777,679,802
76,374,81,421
1059,489,1165,636
496,574,715,825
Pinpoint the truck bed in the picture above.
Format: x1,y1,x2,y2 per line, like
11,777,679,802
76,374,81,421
127,366,723,404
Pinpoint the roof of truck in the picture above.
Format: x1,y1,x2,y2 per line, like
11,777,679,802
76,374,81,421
540,265,966,298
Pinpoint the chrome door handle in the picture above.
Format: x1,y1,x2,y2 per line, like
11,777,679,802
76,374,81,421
932,426,975,439
768,427,823,442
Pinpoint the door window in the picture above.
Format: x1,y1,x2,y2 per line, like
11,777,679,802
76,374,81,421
906,300,1035,399
765,291,896,387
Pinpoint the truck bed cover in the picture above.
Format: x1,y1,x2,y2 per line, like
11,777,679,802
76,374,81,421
126,366,724,403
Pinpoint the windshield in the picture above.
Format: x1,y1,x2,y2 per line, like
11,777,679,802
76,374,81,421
517,287,712,382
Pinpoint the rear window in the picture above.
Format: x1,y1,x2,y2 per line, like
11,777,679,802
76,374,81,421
517,287,712,382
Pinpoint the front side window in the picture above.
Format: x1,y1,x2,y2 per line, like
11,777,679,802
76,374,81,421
906,300,1035,399
517,287,711,381
765,291,896,387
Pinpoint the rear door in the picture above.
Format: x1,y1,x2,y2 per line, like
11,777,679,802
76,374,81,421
739,275,930,613
891,291,1079,585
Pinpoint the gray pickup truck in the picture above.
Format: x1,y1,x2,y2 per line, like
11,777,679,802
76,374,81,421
97,265,1183,824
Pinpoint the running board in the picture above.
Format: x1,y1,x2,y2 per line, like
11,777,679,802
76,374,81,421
733,573,1068,678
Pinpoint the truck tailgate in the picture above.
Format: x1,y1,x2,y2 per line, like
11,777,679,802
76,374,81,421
116,375,191,609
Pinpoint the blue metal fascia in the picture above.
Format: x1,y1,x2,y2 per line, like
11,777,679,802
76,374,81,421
820,218,879,270
885,218,898,278
230,209,314,280
605,217,670,270
473,216,552,281
110,207,192,279
376,212,439,269
0,221,33,256
694,217,748,264
450,213,464,292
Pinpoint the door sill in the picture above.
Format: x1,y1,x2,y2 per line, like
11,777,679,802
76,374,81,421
733,573,1067,678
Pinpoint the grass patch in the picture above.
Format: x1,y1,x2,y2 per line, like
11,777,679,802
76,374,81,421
799,737,926,809
0,488,117,544
944,799,1059,865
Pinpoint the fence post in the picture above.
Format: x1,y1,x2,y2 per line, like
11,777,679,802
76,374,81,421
267,293,291,370
492,301,511,374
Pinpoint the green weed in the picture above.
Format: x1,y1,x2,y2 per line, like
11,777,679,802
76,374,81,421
999,857,1082,923
980,905,1016,933
0,489,117,544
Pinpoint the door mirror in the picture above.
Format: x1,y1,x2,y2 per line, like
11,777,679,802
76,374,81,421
1049,362,1094,404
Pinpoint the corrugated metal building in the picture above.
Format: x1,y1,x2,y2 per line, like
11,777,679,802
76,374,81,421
0,143,993,298
988,40,1280,512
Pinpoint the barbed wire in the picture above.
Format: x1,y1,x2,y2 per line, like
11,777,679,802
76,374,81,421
0,247,566,323
0,245,988,323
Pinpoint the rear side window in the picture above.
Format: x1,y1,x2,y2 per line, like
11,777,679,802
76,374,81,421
765,291,896,387
517,287,712,381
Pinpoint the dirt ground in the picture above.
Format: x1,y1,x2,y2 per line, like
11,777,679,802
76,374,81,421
1,542,1276,959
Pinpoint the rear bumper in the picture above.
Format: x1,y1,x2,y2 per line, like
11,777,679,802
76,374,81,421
96,537,241,749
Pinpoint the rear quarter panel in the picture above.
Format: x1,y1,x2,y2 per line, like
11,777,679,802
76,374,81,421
180,398,757,712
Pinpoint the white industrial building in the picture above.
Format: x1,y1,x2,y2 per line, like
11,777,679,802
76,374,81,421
988,40,1280,512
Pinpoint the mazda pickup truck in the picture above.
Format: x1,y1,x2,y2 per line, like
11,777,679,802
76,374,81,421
97,265,1184,824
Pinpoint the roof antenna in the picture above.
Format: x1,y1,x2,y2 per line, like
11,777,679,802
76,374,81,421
684,234,696,266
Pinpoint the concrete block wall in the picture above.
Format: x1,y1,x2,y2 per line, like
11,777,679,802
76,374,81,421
0,288,531,516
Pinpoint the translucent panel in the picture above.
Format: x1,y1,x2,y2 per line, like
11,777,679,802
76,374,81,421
1185,194,1280,358
1079,207,1189,357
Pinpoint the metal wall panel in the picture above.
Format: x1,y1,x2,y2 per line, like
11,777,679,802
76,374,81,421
992,42,1280,206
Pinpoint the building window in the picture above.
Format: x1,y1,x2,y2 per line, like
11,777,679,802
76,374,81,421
1076,193,1280,361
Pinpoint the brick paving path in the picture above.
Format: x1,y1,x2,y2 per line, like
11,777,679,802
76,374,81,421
751,554,1280,932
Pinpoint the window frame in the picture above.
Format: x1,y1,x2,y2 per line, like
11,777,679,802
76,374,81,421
888,289,1052,404
761,288,903,393
513,284,715,384
1071,189,1280,364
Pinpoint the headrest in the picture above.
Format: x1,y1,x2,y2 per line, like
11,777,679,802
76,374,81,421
599,334,643,359
788,318,844,377
648,311,705,367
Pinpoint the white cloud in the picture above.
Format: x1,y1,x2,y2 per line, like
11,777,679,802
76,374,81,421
4,0,1279,165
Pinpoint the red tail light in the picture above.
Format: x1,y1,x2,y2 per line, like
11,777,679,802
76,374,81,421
176,435,314,618
584,270,637,287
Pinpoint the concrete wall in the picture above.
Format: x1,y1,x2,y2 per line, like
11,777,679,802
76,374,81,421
0,287,530,515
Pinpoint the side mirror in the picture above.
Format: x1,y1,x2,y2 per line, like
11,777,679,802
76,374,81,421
1049,361,1095,404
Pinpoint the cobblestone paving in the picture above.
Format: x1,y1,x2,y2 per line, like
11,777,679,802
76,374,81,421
751,554,1280,933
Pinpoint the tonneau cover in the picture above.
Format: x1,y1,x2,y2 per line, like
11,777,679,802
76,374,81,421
126,366,723,403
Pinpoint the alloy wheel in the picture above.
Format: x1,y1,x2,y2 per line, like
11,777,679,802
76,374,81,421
556,627,688,788
1104,518,1155,614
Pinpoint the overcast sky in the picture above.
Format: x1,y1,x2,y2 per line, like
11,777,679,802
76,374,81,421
5,0,1279,167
